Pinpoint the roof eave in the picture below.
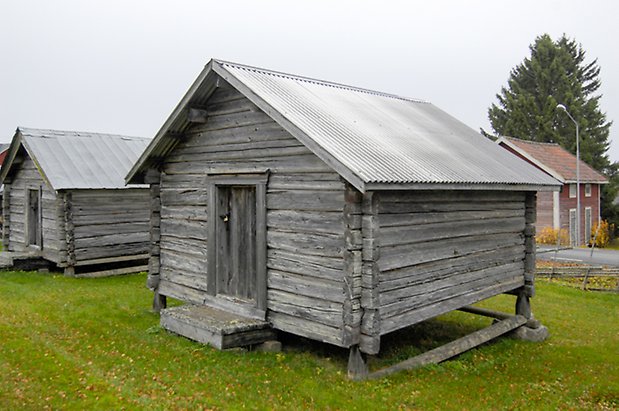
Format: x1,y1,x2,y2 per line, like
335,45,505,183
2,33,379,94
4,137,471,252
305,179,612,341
0,128,56,191
564,179,609,185
364,182,561,192
126,60,219,185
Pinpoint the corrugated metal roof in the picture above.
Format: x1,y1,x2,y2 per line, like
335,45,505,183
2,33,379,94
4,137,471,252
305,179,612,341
127,59,561,191
8,128,150,190
498,137,607,184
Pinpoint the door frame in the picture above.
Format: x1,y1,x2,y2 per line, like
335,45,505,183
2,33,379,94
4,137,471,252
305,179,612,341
26,185,43,249
569,208,577,246
206,172,268,318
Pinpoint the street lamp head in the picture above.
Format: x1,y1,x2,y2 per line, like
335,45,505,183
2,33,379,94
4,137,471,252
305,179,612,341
556,103,567,111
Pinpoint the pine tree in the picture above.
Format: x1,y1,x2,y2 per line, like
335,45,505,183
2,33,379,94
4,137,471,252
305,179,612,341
488,34,613,173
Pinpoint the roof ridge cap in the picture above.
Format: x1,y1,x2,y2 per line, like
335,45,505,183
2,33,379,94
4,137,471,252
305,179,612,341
215,59,429,104
17,126,147,141
506,136,560,146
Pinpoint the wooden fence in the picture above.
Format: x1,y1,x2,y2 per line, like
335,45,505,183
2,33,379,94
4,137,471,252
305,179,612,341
536,266,619,292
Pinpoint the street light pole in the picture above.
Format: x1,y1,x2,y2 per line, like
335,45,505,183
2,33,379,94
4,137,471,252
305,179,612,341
557,104,581,246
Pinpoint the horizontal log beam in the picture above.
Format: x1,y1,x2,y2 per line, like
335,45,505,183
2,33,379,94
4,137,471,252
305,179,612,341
360,315,527,380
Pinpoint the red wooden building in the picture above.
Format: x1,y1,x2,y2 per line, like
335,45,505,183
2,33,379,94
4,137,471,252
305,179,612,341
498,137,607,246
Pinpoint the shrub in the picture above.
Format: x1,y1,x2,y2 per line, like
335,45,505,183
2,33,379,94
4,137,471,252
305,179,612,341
536,226,570,246
590,219,614,248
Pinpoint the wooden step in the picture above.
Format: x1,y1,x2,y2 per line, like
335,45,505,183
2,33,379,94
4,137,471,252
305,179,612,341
160,304,275,350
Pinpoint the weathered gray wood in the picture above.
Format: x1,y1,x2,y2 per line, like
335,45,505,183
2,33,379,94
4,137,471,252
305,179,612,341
160,248,207,274
343,183,364,347
173,137,304,156
268,311,345,347
381,277,524,334
360,191,380,355
73,242,150,261
160,234,208,257
267,190,344,212
267,270,344,302
269,173,345,191
75,253,150,267
160,305,275,350
267,230,344,258
379,216,525,247
152,291,167,312
164,154,332,175
366,315,527,380
380,232,524,272
74,232,149,248
217,186,256,300
347,345,369,380
267,291,343,328
184,109,273,134
267,210,344,235
160,219,208,240
73,264,149,278
180,122,292,149
516,292,532,319
380,261,524,308
71,210,152,226
6,155,63,255
203,173,268,315
380,201,524,214
267,249,344,281
187,107,209,123
379,209,524,228
156,90,348,348
379,190,526,203
159,279,206,305
523,191,537,298
380,263,523,319
160,205,207,221
73,222,149,237
2,183,11,249
458,305,541,329
160,267,208,291
255,181,267,311
64,192,76,267
380,245,524,291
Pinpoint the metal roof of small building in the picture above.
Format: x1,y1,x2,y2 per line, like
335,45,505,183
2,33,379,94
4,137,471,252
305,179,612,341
127,59,561,192
498,137,608,184
1,127,151,190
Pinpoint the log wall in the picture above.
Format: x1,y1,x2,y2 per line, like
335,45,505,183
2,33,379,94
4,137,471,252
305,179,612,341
157,84,347,346
69,189,150,264
6,154,65,263
377,190,527,335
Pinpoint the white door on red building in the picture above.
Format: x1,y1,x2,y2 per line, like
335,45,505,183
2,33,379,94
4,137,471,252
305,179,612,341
569,209,577,246
585,207,592,245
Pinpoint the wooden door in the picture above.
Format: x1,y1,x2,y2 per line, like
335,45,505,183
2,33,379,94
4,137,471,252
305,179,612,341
27,189,41,247
215,186,257,301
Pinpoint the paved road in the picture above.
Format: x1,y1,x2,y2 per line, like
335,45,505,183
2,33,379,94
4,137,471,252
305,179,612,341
537,245,619,267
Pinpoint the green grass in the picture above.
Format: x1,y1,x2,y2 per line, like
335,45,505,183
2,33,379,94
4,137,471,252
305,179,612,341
0,271,617,410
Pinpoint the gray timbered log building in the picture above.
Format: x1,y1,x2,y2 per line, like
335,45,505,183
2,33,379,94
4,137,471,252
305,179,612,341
0,128,151,276
127,60,560,374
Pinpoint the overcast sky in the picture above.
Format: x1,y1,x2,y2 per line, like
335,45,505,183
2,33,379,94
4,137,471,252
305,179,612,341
1,0,618,162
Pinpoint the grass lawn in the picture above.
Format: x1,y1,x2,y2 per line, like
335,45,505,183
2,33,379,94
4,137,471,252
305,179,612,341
0,271,617,410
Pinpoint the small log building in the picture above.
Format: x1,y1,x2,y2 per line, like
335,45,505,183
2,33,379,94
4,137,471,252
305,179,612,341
1,128,151,276
126,60,560,371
